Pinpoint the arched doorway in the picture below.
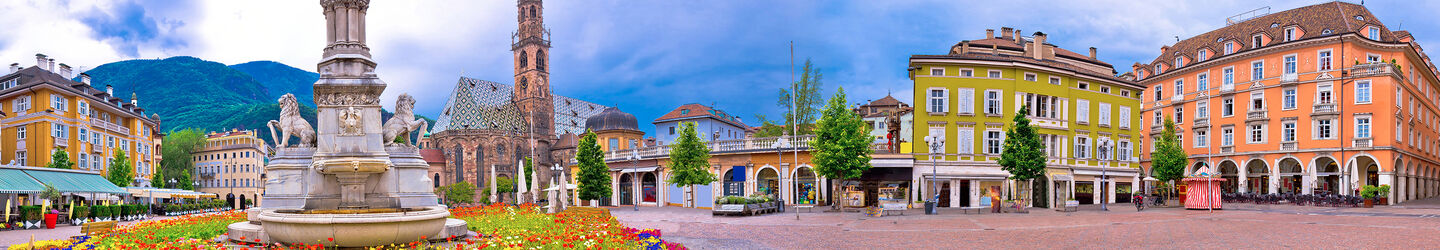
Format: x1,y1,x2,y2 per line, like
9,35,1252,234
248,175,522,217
1252,159,1278,194
226,193,236,209
1366,164,1380,188
1314,157,1339,194
722,168,744,197
642,172,657,203
757,168,779,198
1219,161,1239,193
618,173,634,205
1351,155,1379,193
1191,161,1210,176
793,167,817,204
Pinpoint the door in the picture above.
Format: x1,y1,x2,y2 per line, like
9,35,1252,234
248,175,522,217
938,182,951,207
959,180,971,207
1076,183,1094,204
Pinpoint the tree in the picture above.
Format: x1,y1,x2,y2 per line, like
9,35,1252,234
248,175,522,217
47,148,74,169
769,59,825,135
40,184,62,206
810,86,873,207
439,181,476,204
496,176,516,194
666,122,718,207
523,157,535,191
576,129,611,204
160,128,206,188
107,149,134,187
1150,117,1188,202
151,170,165,188
999,105,1048,208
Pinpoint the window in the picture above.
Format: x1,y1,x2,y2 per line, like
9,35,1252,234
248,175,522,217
1282,121,1296,142
1222,67,1235,88
986,131,1003,155
928,88,949,113
1119,107,1131,129
1318,50,1333,71
1368,27,1380,40
1174,106,1184,124
1155,65,1163,75
1195,130,1208,148
1221,97,1234,117
79,153,88,170
958,127,974,154
1197,73,1209,91
15,152,25,166
1250,91,1264,110
930,67,944,76
12,95,30,113
1282,88,1297,109
1283,55,1297,75
1317,119,1334,139
1099,86,1110,93
50,94,66,112
988,70,1001,78
1367,54,1381,63
1221,127,1234,146
957,88,975,114
1251,60,1264,81
1355,80,1372,104
1248,124,1265,143
984,90,1002,115
927,126,945,154
1024,73,1037,81
1284,27,1296,41
1118,140,1131,161
1175,57,1184,68
1197,100,1209,119
1173,79,1184,97
1396,122,1403,142
1224,42,1234,55
1153,85,1162,101
960,68,974,77
1356,117,1372,138
1318,84,1334,104
1197,50,1208,61
1050,77,1062,85
51,123,66,139
1076,99,1090,123
1252,35,1263,48
1075,136,1090,158
1098,103,1111,126
668,127,674,135
1153,111,1162,126
16,125,25,140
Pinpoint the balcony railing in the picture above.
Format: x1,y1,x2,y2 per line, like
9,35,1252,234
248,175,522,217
1349,62,1402,79
1246,110,1268,121
1353,138,1373,148
90,119,130,135
1313,103,1337,113
1281,73,1299,83
597,135,817,162
1280,142,1297,150
54,137,67,148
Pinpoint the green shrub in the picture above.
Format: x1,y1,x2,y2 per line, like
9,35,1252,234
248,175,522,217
120,205,133,216
93,205,109,218
109,205,121,217
19,206,41,221
72,205,89,218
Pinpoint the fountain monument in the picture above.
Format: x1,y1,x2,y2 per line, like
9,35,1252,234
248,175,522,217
225,0,469,247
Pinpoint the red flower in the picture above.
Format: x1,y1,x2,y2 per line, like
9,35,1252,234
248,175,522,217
327,237,334,241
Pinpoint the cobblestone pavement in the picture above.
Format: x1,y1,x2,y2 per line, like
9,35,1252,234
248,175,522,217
610,202,1440,249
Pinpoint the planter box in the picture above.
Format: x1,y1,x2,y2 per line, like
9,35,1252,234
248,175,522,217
712,204,747,215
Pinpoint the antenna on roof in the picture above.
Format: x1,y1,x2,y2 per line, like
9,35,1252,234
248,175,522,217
1176,36,1180,42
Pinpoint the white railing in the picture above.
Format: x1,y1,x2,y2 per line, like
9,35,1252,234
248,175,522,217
90,119,130,135
600,135,817,162
1221,84,1235,92
1349,62,1399,78
1281,73,1298,83
1246,110,1267,120
54,137,67,148
1313,103,1337,113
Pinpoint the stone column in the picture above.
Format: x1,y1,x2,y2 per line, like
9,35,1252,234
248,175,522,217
1380,172,1395,203
489,165,497,204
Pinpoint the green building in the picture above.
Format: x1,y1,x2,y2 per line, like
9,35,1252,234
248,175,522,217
908,27,1146,209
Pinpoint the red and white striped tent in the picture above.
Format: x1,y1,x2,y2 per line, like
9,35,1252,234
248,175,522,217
1183,166,1225,210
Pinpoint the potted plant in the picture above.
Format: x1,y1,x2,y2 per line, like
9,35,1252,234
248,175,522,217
1360,185,1378,208
1377,185,1392,205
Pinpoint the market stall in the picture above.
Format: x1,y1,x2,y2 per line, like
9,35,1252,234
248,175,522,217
1183,168,1224,210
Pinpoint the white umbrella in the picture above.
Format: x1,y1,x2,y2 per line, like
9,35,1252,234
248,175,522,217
544,184,578,191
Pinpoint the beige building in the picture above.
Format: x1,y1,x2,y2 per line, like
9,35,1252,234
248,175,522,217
192,130,269,208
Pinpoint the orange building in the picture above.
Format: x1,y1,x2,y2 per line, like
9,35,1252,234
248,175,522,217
1135,2,1440,203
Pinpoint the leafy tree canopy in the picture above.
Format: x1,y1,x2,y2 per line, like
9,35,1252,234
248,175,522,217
575,130,611,201
1151,117,1188,184
811,86,873,181
47,149,74,169
667,122,718,188
999,105,1047,182
107,149,134,187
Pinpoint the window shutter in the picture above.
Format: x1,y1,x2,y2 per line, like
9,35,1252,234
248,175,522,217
958,128,973,154
1015,92,1025,113
958,88,974,114
942,89,951,113
1119,107,1131,128
1077,100,1090,123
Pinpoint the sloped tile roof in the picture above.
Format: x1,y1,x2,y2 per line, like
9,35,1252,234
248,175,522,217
653,103,749,129
1141,2,1393,77
431,77,610,135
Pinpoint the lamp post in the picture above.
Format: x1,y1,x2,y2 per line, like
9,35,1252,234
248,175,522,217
628,149,639,211
771,133,794,220
1098,140,1110,211
924,135,944,214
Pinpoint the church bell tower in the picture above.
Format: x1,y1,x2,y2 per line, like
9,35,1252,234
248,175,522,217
513,0,554,138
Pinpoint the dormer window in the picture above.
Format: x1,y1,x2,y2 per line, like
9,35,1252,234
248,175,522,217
1155,65,1162,75
1355,15,1365,21
1197,50,1208,61
1252,35,1263,49
1270,23,1279,28
1284,27,1296,41
1175,57,1184,68
1323,29,1333,35
1224,42,1234,55
1368,27,1381,40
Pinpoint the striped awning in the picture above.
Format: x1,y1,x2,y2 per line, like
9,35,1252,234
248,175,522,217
22,170,128,194
0,168,45,194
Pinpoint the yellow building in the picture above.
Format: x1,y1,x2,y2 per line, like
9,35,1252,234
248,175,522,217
1,54,161,187
192,129,269,208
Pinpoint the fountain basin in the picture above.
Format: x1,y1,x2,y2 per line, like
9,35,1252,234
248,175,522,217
258,205,449,247
313,158,391,174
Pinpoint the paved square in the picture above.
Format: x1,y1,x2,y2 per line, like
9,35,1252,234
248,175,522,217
610,203,1440,249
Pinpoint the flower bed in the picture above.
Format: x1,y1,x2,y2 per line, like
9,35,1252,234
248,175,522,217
56,205,682,249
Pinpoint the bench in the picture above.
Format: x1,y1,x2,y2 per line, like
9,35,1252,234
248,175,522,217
78,221,117,238
793,205,815,213
960,206,987,214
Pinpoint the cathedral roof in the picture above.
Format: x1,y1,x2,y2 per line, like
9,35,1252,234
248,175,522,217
431,76,609,135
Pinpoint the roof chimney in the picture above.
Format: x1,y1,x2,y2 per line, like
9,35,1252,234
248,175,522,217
961,40,971,54
106,84,113,95
58,63,72,79
1029,32,1048,60
48,59,55,73
1089,47,1098,60
35,54,48,71
80,73,91,84
1000,27,1014,39
986,29,995,39
1014,29,1023,43
8,63,17,73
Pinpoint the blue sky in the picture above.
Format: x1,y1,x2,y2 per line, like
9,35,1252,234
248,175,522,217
1,0,1437,136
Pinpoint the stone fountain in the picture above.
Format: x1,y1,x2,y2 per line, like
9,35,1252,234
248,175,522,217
225,0,468,247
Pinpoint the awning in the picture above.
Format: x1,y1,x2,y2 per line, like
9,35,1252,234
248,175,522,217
620,166,658,173
22,170,128,194
0,168,45,194
124,187,218,199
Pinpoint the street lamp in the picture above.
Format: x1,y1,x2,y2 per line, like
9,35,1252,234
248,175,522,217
771,133,795,220
924,135,944,214
1098,140,1110,211
628,149,639,211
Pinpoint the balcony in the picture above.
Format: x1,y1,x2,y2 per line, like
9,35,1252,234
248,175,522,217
1312,103,1337,114
1193,117,1209,127
1031,117,1068,130
1281,73,1299,83
1280,142,1297,150
1353,138,1373,148
1349,62,1402,79
597,135,817,163
54,137,67,148
1220,84,1235,93
90,119,130,135
1246,110,1268,121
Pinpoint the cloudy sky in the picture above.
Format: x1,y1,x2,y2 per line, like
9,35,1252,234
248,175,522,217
1,0,1436,135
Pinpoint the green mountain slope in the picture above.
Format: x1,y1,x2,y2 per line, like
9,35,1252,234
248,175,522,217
230,61,318,107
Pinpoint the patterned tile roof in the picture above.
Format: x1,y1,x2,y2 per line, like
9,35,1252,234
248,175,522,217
431,76,609,135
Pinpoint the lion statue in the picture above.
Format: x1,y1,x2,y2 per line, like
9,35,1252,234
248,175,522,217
268,93,316,148
383,94,428,147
